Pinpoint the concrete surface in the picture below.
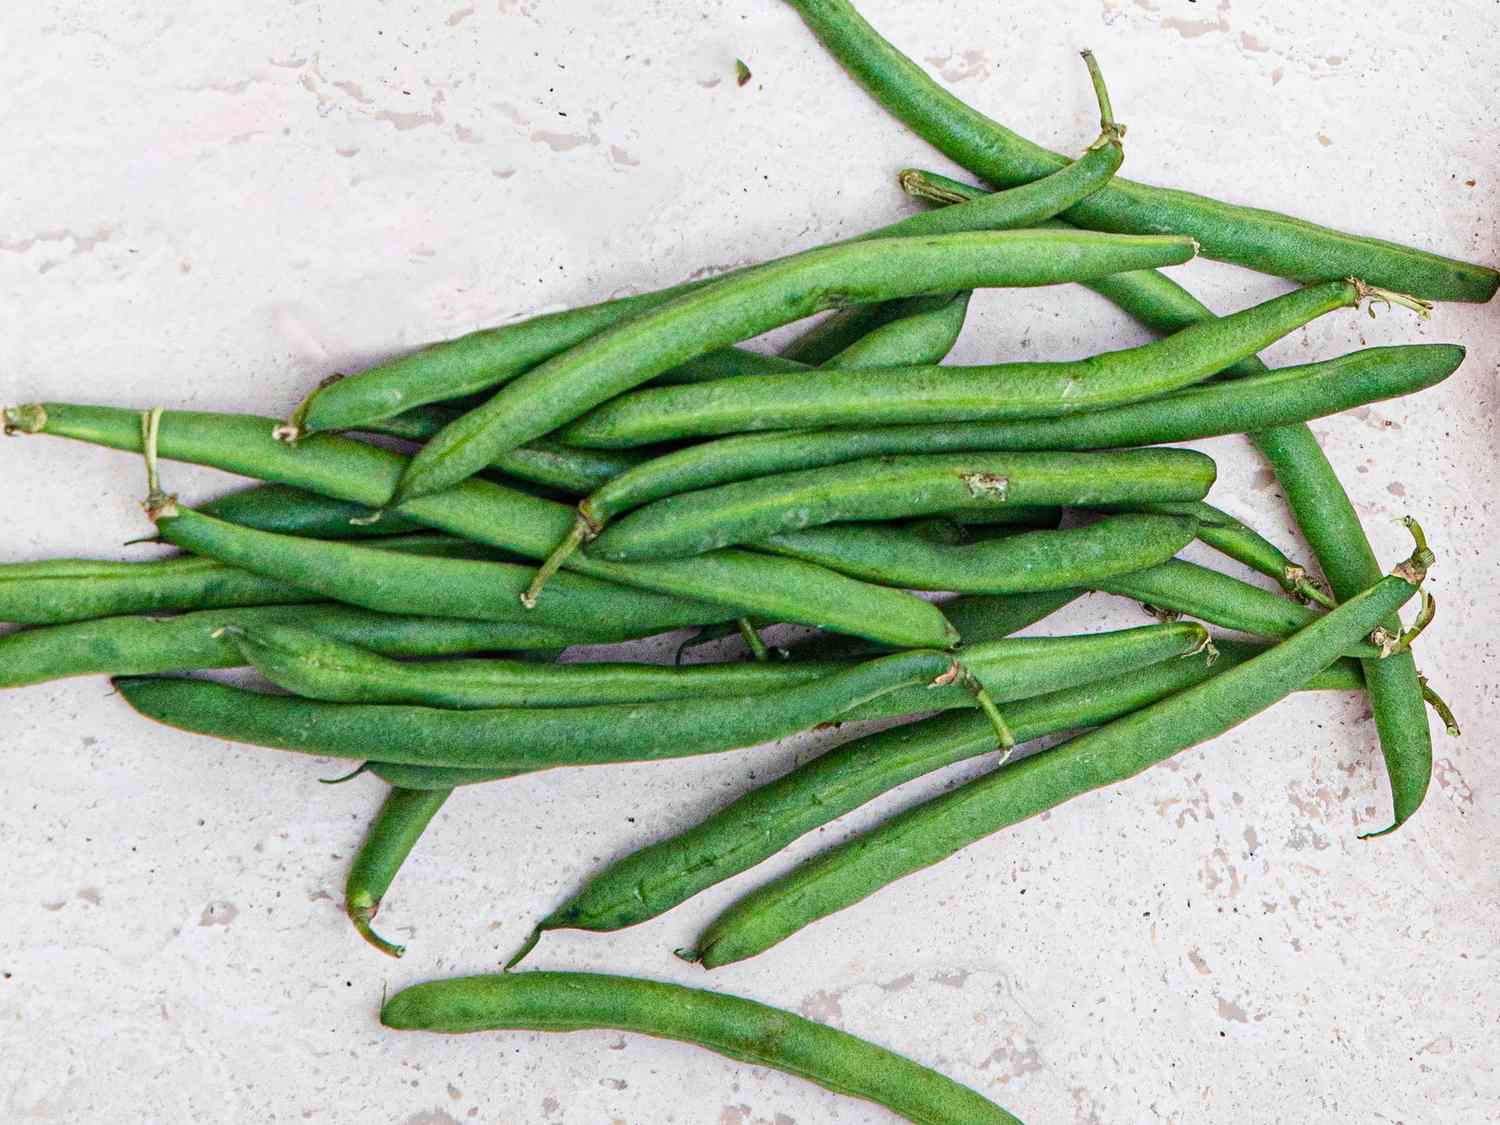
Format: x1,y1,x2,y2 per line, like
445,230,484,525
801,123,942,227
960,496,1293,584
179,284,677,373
2,1,1497,1122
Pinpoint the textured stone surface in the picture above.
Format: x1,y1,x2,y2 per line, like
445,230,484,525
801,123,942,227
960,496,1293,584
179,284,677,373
2,2,1496,1121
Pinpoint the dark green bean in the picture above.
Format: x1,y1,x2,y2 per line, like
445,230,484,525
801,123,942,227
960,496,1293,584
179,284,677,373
555,280,1363,448
687,523,1433,966
149,503,735,638
530,633,1358,951
552,345,1462,531
0,604,599,690
113,646,1018,771
781,0,1497,301
391,229,1197,502
381,971,1022,1125
761,513,1198,594
4,404,958,649
299,60,1125,435
0,534,496,627
345,786,451,958
589,448,1216,562
198,484,426,538
651,348,810,386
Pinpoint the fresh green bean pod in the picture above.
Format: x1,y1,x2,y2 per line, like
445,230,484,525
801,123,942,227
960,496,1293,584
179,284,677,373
300,81,1124,434
761,513,1198,594
0,534,497,627
226,621,1202,723
531,632,1357,948
362,406,651,494
650,348,810,386
197,484,426,538
688,527,1433,967
149,503,734,638
365,636,1367,793
1083,259,1438,833
381,971,1022,1125
345,786,451,958
0,604,599,690
781,0,1497,301
822,291,971,367
556,281,1361,448
391,229,1198,502
113,646,1015,771
561,344,1462,524
3,405,958,649
590,448,1216,562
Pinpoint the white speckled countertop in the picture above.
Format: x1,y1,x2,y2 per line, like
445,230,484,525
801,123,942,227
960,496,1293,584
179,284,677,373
3,2,1497,1122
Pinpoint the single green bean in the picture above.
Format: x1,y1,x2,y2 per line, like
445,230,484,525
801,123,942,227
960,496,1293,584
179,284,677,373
3,405,957,649
148,502,734,638
0,534,497,627
555,280,1363,448
300,62,1125,434
761,513,1198,594
531,633,1358,950
687,523,1433,967
589,448,1216,562
554,345,1462,530
381,971,1022,1125
650,348,810,386
0,604,600,690
197,484,426,538
781,0,1497,301
391,229,1198,502
345,786,451,958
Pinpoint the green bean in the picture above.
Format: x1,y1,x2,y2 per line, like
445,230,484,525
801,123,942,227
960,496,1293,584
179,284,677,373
1081,257,1440,834
297,61,1125,436
589,448,1216,562
113,646,1017,771
687,522,1433,967
0,534,496,627
345,786,451,958
390,230,1197,503
531,631,1356,952
148,502,735,638
0,604,599,690
1094,559,1382,658
651,348,810,386
782,0,1496,302
555,280,1363,448
364,635,1368,793
361,406,651,494
552,345,1462,538
380,971,1022,1125
1120,502,1334,606
197,484,426,538
761,513,1198,594
4,404,957,649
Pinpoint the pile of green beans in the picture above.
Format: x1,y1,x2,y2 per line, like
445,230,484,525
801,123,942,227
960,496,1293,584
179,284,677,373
5,16,1487,1120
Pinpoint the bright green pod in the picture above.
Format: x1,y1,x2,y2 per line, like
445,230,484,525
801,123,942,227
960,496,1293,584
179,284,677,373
345,786,452,958
555,281,1361,448
381,971,1022,1125
590,448,1215,562
198,484,427,538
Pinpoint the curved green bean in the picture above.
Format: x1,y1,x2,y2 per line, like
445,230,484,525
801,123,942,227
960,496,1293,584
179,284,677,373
532,633,1357,951
299,61,1125,435
687,524,1433,967
113,646,1015,771
762,513,1198,593
4,404,957,649
346,786,450,958
149,503,734,638
391,229,1198,502
554,345,1462,533
198,484,426,538
589,448,1216,561
781,0,1497,301
0,604,599,690
555,280,1361,448
0,534,496,627
381,971,1022,1125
